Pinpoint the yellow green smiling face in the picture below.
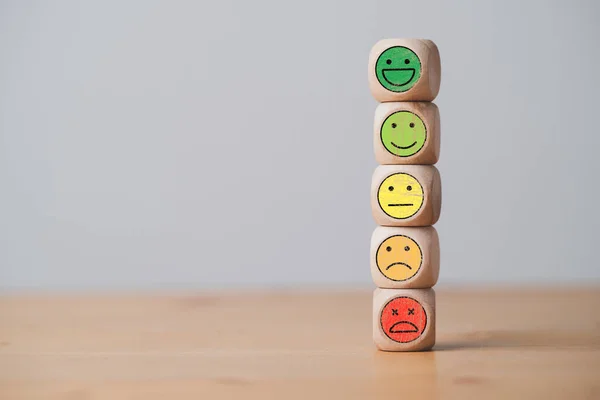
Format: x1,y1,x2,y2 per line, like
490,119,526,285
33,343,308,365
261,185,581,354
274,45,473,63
380,111,427,157
377,173,424,219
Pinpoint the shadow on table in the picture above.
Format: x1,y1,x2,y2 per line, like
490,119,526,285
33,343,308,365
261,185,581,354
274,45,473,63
434,330,600,351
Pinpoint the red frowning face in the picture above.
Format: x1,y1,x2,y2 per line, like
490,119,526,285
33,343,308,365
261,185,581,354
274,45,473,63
380,296,427,343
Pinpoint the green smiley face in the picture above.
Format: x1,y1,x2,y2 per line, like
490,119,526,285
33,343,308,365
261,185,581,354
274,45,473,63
375,46,422,92
380,111,427,157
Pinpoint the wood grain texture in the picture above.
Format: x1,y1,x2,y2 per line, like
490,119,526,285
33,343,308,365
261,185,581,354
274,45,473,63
1,288,599,399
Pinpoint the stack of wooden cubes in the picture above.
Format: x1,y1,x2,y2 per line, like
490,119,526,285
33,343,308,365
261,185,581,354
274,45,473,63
368,39,442,351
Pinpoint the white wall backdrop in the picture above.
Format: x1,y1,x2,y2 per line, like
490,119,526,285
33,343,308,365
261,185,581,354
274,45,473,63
1,0,599,290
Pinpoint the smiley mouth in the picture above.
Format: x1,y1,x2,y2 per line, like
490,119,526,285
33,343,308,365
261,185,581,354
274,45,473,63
389,321,419,333
388,203,414,207
391,141,417,150
382,68,416,87
386,262,412,270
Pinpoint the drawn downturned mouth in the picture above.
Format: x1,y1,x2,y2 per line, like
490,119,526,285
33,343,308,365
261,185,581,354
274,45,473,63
389,321,419,333
391,141,417,150
382,68,416,87
388,203,413,207
385,262,412,270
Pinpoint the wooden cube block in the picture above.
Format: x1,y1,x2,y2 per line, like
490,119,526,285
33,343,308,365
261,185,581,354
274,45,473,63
373,288,436,351
370,226,440,289
371,165,441,227
374,101,440,165
368,38,441,102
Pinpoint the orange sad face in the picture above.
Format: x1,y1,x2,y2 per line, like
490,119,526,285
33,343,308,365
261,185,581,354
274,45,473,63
376,235,422,281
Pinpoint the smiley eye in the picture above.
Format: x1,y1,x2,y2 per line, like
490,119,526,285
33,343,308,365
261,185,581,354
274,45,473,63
386,246,392,252
407,185,412,191
386,59,392,65
405,59,410,64
388,186,394,191
409,122,415,128
404,246,410,251
391,123,397,128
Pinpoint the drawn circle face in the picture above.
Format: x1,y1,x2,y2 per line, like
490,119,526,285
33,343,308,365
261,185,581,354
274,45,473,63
376,235,422,281
380,296,427,343
380,111,427,157
377,173,424,219
375,46,422,93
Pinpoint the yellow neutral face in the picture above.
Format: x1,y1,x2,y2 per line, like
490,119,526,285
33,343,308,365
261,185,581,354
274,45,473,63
377,173,424,219
376,235,422,281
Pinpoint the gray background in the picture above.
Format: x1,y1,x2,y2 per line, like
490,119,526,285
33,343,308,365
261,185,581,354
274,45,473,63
1,0,599,290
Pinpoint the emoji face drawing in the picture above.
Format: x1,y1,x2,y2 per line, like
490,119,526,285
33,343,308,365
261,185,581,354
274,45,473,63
376,235,422,281
375,46,422,93
380,296,427,343
380,111,427,157
377,173,424,219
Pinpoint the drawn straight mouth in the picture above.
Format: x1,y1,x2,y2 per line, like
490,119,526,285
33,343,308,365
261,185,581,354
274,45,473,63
391,141,417,150
388,203,413,207
389,321,419,333
382,68,416,87
386,262,412,270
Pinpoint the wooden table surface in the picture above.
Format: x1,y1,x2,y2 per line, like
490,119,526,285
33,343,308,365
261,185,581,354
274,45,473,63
0,287,599,399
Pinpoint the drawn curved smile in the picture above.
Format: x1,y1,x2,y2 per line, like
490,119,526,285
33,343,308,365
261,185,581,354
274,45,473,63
389,321,419,333
385,262,412,271
381,68,416,87
391,141,417,150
